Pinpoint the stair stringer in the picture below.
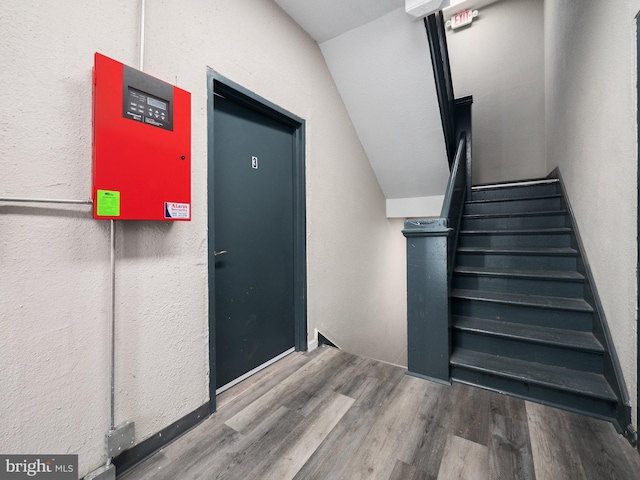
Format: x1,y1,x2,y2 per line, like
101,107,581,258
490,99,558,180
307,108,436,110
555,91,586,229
551,168,633,437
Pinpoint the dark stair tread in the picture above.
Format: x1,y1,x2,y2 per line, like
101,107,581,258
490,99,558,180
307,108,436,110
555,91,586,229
457,246,577,256
463,210,567,220
452,315,603,352
466,194,562,205
454,266,584,282
460,227,572,235
450,348,616,401
451,288,593,312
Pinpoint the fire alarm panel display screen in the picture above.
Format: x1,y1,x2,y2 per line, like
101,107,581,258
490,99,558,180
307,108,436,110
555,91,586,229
124,87,172,130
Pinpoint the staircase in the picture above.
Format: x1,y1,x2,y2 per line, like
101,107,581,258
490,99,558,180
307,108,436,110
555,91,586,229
449,178,621,423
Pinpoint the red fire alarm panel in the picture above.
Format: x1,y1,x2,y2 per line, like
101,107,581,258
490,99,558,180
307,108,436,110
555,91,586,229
92,53,191,221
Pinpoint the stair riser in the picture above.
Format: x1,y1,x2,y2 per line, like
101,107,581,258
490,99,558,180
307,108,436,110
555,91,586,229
458,233,571,248
471,183,559,201
452,330,603,373
461,214,567,230
450,368,617,421
454,180,622,427
465,197,563,215
452,275,584,298
451,299,593,331
456,252,577,271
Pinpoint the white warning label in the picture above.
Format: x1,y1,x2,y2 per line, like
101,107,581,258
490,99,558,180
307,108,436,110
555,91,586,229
164,202,190,219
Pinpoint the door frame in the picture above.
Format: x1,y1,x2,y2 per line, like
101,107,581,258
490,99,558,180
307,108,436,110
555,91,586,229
206,69,307,414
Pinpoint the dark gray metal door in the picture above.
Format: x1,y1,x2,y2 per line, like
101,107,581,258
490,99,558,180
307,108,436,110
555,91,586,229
212,93,295,390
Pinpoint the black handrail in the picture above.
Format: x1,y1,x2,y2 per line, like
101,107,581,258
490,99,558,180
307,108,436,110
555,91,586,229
440,134,466,218
425,11,457,167
440,132,468,276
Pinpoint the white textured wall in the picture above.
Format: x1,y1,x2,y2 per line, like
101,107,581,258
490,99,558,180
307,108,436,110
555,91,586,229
0,0,407,476
447,0,546,184
545,0,638,425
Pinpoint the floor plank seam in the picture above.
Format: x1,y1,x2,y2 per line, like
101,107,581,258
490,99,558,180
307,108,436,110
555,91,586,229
120,347,640,480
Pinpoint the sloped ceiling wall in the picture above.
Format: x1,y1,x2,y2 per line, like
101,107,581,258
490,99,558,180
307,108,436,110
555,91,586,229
274,0,450,217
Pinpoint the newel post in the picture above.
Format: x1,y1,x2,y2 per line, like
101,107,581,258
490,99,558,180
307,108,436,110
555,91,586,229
403,218,451,384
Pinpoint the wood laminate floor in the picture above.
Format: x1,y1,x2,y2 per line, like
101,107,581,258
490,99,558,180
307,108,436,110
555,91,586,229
120,346,640,480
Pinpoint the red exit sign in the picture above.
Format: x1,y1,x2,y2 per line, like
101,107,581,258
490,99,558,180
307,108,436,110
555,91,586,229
450,9,477,30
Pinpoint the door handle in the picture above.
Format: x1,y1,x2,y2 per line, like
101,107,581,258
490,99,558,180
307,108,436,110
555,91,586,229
214,250,228,257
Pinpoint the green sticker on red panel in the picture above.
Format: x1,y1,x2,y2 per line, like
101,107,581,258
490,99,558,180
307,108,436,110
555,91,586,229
96,190,121,217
